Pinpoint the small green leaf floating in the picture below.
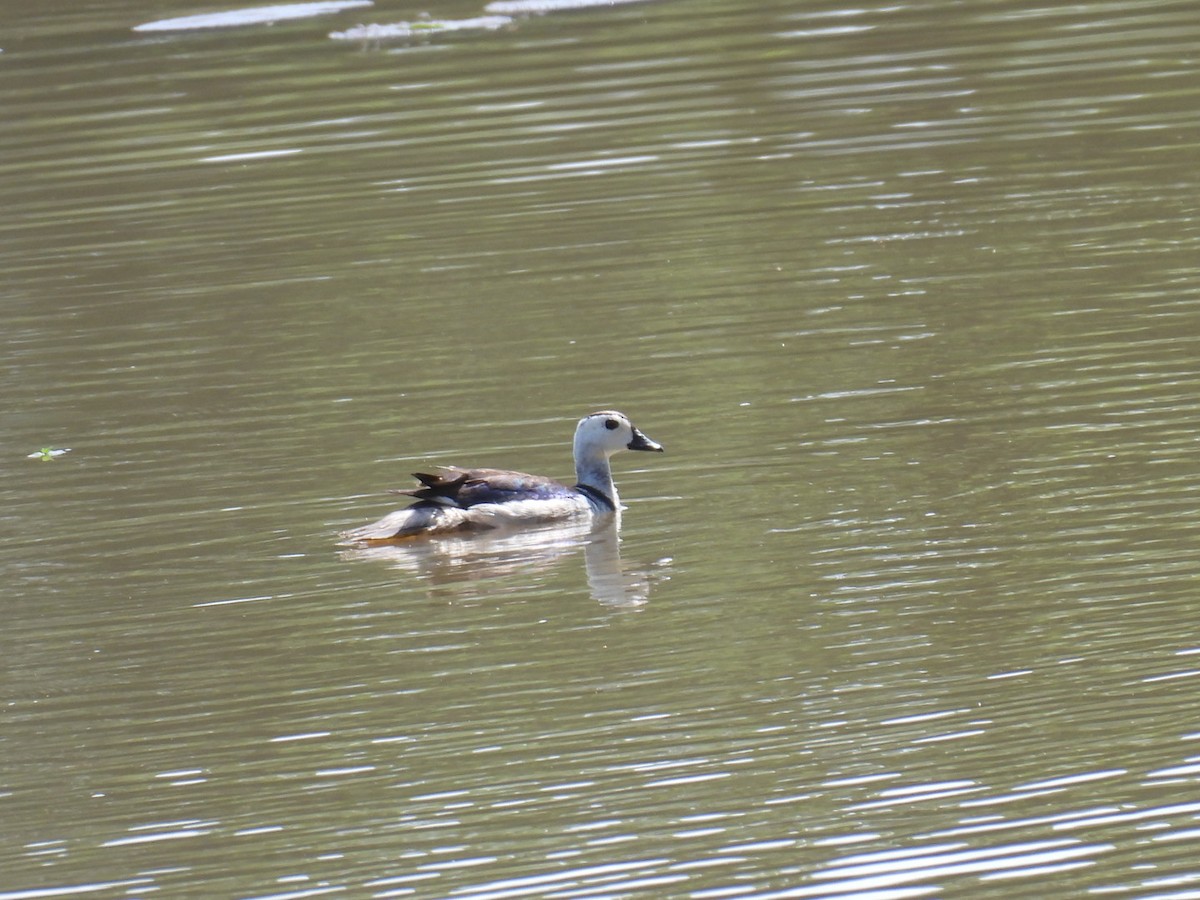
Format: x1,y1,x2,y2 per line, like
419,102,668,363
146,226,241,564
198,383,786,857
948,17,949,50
28,447,71,461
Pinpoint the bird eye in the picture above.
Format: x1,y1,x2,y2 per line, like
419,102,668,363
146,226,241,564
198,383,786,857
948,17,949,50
605,418,619,430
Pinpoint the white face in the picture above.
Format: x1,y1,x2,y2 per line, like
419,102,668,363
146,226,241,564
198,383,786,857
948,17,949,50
576,411,663,456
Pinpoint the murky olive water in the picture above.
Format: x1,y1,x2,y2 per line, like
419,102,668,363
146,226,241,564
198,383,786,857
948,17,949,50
4,0,1200,897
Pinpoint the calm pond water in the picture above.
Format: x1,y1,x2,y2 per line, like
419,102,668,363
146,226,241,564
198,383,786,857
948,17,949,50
4,0,1200,896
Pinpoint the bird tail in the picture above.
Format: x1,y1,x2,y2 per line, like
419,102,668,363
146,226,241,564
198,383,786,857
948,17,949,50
338,504,474,545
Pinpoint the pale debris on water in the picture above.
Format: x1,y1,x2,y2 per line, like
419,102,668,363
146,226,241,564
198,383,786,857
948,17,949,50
134,1,373,33
330,15,513,41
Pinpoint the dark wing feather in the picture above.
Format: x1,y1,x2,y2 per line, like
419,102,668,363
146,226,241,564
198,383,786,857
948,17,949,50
388,466,575,509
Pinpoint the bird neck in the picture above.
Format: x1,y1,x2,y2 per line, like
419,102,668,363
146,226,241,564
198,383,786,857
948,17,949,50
575,445,618,509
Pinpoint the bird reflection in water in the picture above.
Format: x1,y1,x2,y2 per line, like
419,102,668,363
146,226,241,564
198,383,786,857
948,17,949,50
339,514,665,608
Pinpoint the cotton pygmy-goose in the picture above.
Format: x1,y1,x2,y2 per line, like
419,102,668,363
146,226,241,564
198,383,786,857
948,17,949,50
339,410,663,544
